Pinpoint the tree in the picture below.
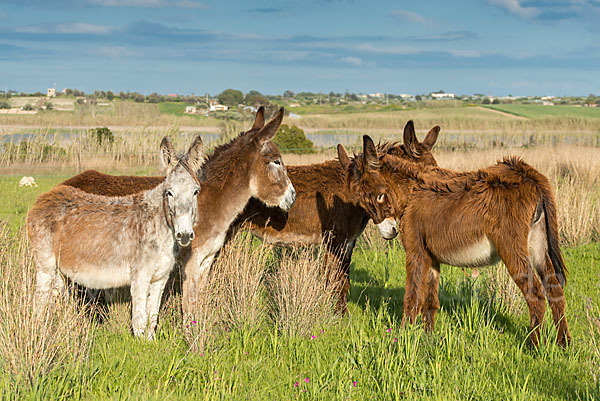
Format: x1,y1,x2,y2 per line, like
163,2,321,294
283,90,295,98
218,89,244,107
273,124,315,154
0,101,10,109
492,98,500,104
106,91,115,101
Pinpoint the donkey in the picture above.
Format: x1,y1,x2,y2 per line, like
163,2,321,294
27,136,204,339
339,134,571,347
236,120,441,312
62,119,439,313
60,107,296,315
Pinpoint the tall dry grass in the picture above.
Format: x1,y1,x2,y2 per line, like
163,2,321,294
0,225,93,390
269,244,342,336
183,234,342,349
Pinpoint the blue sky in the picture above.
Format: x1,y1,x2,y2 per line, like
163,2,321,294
1,0,599,96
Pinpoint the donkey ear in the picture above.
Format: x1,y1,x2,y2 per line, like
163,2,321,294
337,144,351,169
362,135,380,170
255,107,284,144
160,137,178,171
403,120,420,157
251,106,265,131
422,125,440,150
185,135,204,171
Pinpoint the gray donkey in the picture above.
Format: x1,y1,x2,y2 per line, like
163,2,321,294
27,136,204,339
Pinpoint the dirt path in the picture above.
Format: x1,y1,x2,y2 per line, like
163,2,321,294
476,106,527,120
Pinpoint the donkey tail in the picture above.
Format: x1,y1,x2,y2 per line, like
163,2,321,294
540,185,567,287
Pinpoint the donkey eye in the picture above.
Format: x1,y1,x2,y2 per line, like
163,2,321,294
166,190,174,197
377,194,386,203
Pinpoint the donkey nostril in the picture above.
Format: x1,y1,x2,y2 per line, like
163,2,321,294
176,232,182,239
189,232,195,240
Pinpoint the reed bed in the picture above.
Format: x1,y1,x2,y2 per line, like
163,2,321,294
0,224,93,392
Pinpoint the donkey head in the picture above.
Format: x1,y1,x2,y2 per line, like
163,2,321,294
338,121,441,240
246,107,296,211
160,135,204,247
385,120,439,166
338,136,398,240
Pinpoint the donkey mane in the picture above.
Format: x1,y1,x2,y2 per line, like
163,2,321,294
384,155,542,194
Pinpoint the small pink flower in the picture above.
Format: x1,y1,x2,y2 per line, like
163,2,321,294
294,382,299,388
387,328,392,333
191,320,197,325
353,381,357,387
311,335,316,340
225,327,228,332
304,377,309,383
320,330,324,334
200,353,204,357
394,337,398,343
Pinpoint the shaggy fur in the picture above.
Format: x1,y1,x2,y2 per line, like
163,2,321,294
28,136,204,339
344,136,571,347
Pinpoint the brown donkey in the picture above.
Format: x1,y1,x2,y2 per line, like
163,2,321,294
339,135,571,346
61,107,295,314
28,136,204,339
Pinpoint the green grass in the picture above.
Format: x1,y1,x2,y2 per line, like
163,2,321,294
157,102,194,117
2,174,599,400
485,104,600,119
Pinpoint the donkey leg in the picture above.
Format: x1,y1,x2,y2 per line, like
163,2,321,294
402,240,432,326
145,275,170,340
326,241,354,315
33,248,57,318
130,275,151,338
496,242,546,347
422,261,441,332
182,250,214,316
535,255,571,346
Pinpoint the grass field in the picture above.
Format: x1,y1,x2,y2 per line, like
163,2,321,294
1,141,599,400
485,104,600,119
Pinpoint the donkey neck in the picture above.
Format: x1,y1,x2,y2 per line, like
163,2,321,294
196,149,255,239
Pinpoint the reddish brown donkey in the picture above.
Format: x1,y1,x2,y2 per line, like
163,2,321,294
61,107,295,315
339,135,571,346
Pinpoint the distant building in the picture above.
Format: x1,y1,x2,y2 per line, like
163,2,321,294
185,106,197,114
209,100,228,111
368,92,385,98
288,102,300,108
47,88,56,98
398,94,412,99
431,93,455,99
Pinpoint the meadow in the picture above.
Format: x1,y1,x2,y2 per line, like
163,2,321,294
0,104,599,400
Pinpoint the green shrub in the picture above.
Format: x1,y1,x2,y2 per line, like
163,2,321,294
0,102,9,109
273,124,315,154
89,127,115,146
22,104,34,111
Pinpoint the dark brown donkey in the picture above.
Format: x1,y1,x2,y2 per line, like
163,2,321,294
61,107,296,314
236,120,441,312
339,136,571,346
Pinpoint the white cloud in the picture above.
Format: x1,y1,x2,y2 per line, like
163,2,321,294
390,9,436,27
89,0,207,8
340,56,363,66
487,0,540,19
448,49,481,58
16,22,112,34
356,43,420,55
